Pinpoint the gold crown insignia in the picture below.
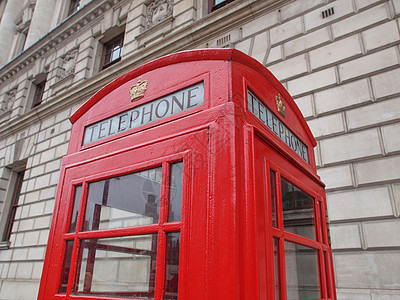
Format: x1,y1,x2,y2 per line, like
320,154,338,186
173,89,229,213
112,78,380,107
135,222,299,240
130,76,148,101
275,94,286,118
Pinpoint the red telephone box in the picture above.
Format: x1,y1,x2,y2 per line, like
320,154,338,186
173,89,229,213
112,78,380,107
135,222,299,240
38,49,336,300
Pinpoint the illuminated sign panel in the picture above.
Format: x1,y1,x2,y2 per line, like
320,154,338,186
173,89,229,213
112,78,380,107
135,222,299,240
83,82,204,145
247,90,309,163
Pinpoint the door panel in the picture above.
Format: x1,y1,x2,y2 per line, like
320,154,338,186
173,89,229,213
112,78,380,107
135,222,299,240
255,136,332,300
42,130,209,300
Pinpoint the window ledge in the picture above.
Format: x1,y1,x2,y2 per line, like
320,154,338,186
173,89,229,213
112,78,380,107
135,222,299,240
0,241,10,250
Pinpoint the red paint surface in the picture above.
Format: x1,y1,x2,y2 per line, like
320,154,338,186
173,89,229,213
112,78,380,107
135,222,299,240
39,49,336,300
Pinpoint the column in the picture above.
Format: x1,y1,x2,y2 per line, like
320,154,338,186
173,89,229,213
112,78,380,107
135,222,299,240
0,0,24,66
24,0,57,50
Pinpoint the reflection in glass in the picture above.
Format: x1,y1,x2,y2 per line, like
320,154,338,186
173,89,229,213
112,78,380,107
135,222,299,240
284,241,320,300
58,240,74,293
281,178,315,240
324,252,331,298
273,238,280,300
168,163,183,222
270,171,277,227
318,202,327,244
69,185,82,233
83,167,162,231
164,232,180,300
74,235,157,298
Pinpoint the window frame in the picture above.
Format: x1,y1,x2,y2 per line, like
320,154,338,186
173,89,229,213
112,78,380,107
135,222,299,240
2,170,24,242
208,0,236,13
0,166,26,249
100,33,125,71
68,0,81,16
32,79,46,108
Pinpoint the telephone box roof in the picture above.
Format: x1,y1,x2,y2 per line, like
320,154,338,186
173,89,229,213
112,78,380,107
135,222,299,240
70,48,316,147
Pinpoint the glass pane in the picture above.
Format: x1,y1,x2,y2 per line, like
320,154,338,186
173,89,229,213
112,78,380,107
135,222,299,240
214,0,226,5
74,235,157,298
69,185,82,233
284,241,320,300
168,162,183,222
324,252,331,298
164,232,180,300
114,38,122,47
111,48,121,62
104,53,111,65
270,171,277,227
58,240,74,294
273,238,280,300
318,202,327,244
83,167,162,231
105,44,113,53
281,178,315,240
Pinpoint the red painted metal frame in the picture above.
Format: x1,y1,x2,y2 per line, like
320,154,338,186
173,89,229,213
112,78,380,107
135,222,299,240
39,49,336,300
254,135,336,299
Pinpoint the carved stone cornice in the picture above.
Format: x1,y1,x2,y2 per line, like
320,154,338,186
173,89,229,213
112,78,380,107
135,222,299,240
0,0,122,84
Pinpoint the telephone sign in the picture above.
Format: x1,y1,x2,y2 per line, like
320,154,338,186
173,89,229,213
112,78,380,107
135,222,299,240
39,49,336,300
247,90,309,162
83,82,204,145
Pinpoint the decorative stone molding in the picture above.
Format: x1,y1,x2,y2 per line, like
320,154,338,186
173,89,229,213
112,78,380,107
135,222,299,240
0,88,17,114
146,0,173,29
15,0,35,33
58,49,79,80
0,0,123,84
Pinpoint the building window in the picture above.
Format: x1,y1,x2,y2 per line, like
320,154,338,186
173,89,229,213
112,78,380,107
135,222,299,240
68,0,81,16
209,0,236,12
32,80,46,108
2,171,24,242
100,33,124,70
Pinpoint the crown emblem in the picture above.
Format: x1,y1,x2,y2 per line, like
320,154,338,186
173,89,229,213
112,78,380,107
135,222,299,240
275,94,286,118
129,76,148,101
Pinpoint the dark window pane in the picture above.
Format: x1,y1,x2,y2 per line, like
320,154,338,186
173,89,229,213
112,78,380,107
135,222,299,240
274,238,280,300
164,232,180,300
104,54,111,65
32,80,46,108
58,240,74,294
105,44,113,53
83,167,162,231
68,0,81,16
168,162,183,222
74,235,157,298
284,241,321,300
114,39,122,47
2,171,24,241
68,185,82,233
270,171,277,227
101,34,124,70
281,178,315,240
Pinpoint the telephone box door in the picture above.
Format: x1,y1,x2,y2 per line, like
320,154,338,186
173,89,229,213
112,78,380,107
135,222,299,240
39,130,209,300
254,136,335,300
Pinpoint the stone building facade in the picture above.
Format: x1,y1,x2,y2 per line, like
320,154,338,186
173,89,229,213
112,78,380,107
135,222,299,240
0,0,399,299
